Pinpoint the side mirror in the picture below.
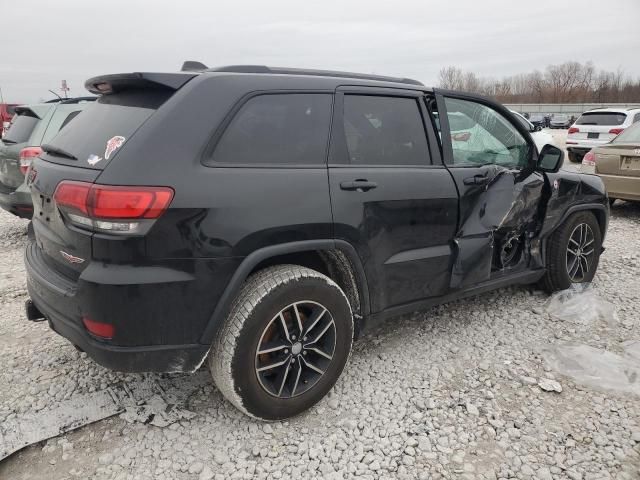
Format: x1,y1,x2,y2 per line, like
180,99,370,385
534,125,542,132
537,144,563,173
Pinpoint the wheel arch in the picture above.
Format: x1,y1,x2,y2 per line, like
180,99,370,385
199,240,370,344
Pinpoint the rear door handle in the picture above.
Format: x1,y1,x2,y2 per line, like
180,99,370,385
340,179,378,192
463,174,489,186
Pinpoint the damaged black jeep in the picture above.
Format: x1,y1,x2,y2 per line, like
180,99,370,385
24,65,608,420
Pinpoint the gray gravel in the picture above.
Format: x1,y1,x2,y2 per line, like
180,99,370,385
0,200,639,479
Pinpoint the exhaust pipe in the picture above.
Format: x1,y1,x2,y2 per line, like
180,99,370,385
25,299,46,322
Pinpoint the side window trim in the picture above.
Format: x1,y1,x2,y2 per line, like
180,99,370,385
434,91,535,169
201,90,335,169
329,90,436,168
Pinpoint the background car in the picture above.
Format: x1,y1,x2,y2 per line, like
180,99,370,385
0,103,20,138
550,114,571,129
529,114,546,128
566,107,640,162
510,110,554,152
0,97,94,217
581,120,640,204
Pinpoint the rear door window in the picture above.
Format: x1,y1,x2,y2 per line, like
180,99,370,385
2,111,40,144
576,112,627,126
342,95,430,166
40,90,171,169
41,106,87,144
209,93,333,166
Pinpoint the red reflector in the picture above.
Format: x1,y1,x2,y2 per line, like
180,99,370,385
567,127,579,134
53,181,174,219
82,316,114,339
19,146,43,175
609,128,624,135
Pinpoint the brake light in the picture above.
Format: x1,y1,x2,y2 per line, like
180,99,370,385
82,316,114,339
53,181,174,233
582,150,596,167
609,128,624,136
568,127,579,134
19,146,43,175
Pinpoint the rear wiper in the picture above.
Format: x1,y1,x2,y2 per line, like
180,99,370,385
41,143,78,160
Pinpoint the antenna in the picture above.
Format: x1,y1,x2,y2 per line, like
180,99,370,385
48,89,63,100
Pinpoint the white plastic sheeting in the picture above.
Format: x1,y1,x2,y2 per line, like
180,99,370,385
541,284,638,397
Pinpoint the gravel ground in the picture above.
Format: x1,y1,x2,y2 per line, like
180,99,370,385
0,135,639,479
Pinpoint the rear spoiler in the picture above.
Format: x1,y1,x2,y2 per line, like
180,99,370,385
84,72,197,95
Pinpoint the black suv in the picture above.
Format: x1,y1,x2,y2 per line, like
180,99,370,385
24,65,609,420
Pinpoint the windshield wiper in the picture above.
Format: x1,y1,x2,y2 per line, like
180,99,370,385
41,143,78,160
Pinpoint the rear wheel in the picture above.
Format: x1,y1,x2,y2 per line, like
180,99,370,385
209,265,353,420
541,211,602,292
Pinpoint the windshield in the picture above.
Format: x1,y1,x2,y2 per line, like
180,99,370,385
41,89,171,169
612,121,640,143
2,111,39,144
576,112,627,126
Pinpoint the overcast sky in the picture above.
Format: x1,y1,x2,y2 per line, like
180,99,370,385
2,0,639,103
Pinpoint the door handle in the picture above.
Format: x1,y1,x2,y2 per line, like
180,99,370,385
463,174,489,186
340,179,378,192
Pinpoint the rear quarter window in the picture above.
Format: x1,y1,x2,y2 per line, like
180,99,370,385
207,93,333,166
576,112,627,126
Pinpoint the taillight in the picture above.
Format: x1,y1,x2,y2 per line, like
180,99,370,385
82,316,114,339
568,127,579,134
582,150,596,167
19,146,43,175
609,128,624,136
53,181,174,234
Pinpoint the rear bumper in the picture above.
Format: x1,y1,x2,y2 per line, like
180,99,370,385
25,242,213,372
0,187,32,219
598,174,640,201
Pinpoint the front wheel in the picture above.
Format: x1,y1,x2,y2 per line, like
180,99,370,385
541,211,602,292
209,265,353,420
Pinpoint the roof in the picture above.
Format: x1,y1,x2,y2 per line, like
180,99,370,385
584,107,640,113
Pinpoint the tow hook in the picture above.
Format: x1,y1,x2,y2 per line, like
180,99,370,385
25,299,46,322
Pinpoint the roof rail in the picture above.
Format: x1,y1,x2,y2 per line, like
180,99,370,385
206,65,424,86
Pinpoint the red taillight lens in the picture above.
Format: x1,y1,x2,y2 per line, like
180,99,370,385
90,186,174,219
53,181,91,215
609,128,624,135
582,150,596,166
53,181,174,219
82,316,114,339
19,146,43,175
567,127,579,134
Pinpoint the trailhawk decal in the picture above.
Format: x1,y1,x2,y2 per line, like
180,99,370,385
104,136,126,160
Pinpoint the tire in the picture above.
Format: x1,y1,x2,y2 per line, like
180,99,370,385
209,265,353,420
609,198,616,207
541,211,602,292
567,152,580,163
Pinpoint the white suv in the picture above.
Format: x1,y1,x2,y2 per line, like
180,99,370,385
566,107,640,162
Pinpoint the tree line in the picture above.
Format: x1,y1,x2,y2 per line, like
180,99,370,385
437,62,640,104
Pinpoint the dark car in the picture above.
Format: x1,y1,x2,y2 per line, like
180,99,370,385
0,98,94,218
529,114,546,128
24,65,609,420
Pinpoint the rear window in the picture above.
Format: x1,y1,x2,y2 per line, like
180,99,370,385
2,111,39,144
41,90,170,169
576,112,627,126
